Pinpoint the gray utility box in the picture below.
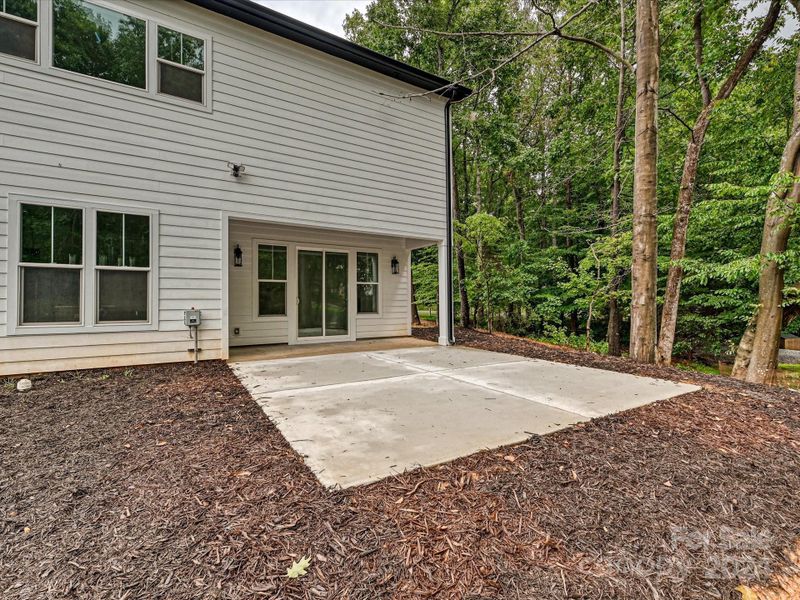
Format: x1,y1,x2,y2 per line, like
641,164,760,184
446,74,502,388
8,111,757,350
184,309,202,327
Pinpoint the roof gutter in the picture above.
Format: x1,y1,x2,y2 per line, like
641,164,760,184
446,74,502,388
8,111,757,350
186,0,471,101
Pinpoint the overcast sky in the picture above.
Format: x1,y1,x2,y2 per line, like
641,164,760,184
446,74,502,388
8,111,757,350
255,1,370,38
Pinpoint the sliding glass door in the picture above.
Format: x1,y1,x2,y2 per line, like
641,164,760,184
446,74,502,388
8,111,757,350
297,250,323,338
297,250,348,339
324,252,348,336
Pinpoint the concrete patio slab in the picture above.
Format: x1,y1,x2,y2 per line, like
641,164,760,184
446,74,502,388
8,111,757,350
371,345,523,372
229,336,435,362
445,359,692,418
231,346,700,488
235,352,421,394
257,373,584,488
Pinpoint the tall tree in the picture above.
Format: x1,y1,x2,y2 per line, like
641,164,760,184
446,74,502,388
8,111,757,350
734,35,800,384
411,271,422,325
655,0,784,365
629,0,660,363
455,157,471,327
607,0,629,356
346,0,796,370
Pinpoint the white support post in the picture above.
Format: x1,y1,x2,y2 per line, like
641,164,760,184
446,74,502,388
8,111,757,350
220,213,230,360
438,239,452,346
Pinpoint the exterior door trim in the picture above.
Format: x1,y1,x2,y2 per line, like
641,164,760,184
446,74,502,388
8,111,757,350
290,245,356,345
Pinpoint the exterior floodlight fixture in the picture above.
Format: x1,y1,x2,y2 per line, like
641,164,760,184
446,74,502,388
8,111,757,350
228,162,246,178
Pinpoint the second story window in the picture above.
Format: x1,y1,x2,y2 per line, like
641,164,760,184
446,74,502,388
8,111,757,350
157,25,205,103
1,1,211,108
0,0,38,61
52,0,146,89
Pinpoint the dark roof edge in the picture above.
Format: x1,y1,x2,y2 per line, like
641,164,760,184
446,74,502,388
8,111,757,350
185,0,471,101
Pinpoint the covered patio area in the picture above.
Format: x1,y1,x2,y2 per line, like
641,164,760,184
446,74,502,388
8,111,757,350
231,344,699,488
227,335,436,362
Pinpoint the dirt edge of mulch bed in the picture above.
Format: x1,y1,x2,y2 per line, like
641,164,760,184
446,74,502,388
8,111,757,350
1,331,799,599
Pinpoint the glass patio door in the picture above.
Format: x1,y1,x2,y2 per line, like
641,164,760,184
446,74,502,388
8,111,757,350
297,250,348,339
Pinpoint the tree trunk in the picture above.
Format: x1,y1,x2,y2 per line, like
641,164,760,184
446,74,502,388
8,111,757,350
455,242,470,327
607,0,627,357
655,108,712,364
474,145,482,213
474,147,487,330
455,151,471,327
410,269,422,326
744,174,800,384
655,0,782,365
607,296,622,355
629,0,660,363
485,265,493,333
731,312,757,379
565,177,579,335
585,294,596,350
512,183,526,241
741,59,800,383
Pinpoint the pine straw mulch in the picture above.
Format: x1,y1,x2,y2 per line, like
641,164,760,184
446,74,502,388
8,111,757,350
1,329,799,600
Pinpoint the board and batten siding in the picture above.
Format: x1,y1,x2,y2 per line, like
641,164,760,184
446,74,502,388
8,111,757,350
0,0,447,375
229,220,411,346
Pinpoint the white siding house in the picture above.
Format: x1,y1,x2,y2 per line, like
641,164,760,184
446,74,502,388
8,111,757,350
0,0,467,376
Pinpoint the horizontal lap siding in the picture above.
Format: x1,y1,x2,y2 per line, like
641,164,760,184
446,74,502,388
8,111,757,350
0,205,222,376
0,196,7,330
0,2,448,239
0,0,446,375
356,251,412,340
229,221,411,346
229,219,288,345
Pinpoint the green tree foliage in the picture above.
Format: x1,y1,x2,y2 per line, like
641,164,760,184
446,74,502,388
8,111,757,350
350,0,800,361
411,245,439,319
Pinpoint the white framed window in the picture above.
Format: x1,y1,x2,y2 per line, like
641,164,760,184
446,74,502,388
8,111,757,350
0,0,212,110
18,201,84,325
356,252,380,314
7,194,159,335
256,243,287,317
0,0,39,62
157,24,205,103
95,211,151,323
51,0,147,90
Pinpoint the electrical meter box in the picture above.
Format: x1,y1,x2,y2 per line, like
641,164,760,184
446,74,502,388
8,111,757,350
184,309,201,327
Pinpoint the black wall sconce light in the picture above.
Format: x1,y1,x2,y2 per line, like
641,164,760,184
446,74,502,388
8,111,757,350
233,243,243,267
227,162,246,178
391,256,400,275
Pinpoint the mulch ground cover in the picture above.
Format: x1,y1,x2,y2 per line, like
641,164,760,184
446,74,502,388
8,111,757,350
1,328,799,599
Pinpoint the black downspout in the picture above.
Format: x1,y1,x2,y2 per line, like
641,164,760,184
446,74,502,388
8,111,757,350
445,99,455,345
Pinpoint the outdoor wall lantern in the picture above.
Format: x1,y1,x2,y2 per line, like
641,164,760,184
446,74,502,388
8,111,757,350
227,162,246,178
391,256,400,275
233,244,243,267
